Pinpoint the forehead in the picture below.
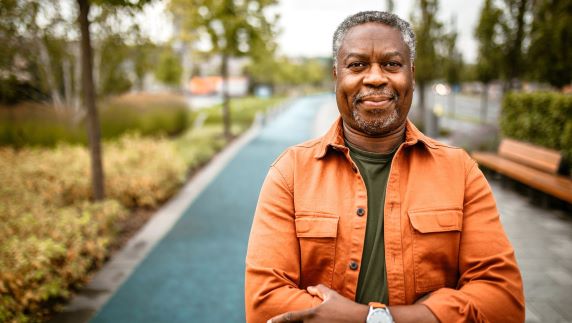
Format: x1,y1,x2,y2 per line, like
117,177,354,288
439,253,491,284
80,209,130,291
339,22,408,57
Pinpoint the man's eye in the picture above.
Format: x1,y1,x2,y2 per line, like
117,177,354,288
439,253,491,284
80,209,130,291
384,62,402,69
348,62,367,69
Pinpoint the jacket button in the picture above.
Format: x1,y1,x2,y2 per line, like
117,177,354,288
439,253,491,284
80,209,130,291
356,208,365,216
349,261,359,270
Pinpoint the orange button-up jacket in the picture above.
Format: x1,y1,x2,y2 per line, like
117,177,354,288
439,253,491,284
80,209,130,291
245,118,524,323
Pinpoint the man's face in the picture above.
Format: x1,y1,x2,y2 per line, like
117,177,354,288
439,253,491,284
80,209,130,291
334,22,415,136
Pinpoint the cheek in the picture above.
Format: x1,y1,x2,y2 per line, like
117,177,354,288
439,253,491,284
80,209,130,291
338,75,361,96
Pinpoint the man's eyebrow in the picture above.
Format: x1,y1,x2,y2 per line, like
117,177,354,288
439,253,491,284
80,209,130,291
343,52,368,61
342,51,405,62
383,51,405,58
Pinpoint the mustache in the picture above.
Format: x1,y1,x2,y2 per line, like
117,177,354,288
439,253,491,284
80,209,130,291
353,90,398,106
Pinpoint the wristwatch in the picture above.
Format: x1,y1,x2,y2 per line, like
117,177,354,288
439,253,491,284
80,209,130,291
366,302,394,323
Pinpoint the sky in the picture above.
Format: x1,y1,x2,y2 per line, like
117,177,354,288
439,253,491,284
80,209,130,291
140,0,484,64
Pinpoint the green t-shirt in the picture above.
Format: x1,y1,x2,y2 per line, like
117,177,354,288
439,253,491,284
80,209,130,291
346,140,395,305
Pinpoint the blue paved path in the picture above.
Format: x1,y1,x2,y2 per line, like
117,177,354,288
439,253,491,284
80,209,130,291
91,95,329,322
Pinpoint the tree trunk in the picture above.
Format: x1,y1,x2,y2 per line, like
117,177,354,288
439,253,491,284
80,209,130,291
418,82,438,137
417,81,426,125
73,41,82,113
38,33,63,108
78,0,105,200
481,83,489,124
62,57,73,108
221,52,231,140
448,90,456,118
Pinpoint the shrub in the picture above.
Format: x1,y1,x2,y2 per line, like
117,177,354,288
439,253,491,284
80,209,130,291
0,200,126,322
0,95,285,321
0,93,189,148
104,135,188,208
500,92,572,163
0,135,188,321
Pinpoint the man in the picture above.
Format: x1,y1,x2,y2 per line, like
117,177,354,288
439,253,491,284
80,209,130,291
245,11,524,323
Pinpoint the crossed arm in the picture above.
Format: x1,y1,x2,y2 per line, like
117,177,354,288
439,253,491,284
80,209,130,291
268,284,438,323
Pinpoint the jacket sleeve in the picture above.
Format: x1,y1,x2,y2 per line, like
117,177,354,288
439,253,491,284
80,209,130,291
245,164,321,323
422,159,525,323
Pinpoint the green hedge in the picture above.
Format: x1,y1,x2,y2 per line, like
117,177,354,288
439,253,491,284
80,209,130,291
0,94,189,148
500,92,572,163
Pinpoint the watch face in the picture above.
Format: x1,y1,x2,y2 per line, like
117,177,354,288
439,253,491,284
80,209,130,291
367,308,393,323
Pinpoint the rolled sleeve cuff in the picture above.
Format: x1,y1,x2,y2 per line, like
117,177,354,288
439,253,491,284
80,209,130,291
421,288,489,323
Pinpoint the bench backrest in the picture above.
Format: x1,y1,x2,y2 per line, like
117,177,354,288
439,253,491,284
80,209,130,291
499,138,562,174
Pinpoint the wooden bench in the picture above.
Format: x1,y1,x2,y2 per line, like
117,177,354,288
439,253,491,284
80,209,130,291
471,138,572,204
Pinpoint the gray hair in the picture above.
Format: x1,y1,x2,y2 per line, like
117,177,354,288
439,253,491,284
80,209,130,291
332,11,416,66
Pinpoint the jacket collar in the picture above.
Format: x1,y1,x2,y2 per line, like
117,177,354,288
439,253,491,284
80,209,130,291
314,116,436,159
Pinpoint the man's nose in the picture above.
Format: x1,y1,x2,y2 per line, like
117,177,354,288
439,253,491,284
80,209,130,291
363,64,387,87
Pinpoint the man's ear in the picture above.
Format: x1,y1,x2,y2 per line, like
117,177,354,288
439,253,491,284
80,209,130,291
332,65,337,81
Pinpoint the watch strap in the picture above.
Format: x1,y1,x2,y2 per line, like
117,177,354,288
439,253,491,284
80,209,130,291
368,302,387,309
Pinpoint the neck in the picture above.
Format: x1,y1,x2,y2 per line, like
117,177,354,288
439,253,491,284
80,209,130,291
343,122,406,154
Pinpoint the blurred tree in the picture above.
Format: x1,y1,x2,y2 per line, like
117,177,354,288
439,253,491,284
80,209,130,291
498,0,532,90
76,0,153,201
0,0,71,106
246,56,329,94
410,0,443,135
528,0,572,89
132,39,157,91
460,63,478,83
169,0,278,140
303,58,330,87
475,0,502,122
386,0,394,12
98,34,133,95
155,47,184,87
443,16,463,118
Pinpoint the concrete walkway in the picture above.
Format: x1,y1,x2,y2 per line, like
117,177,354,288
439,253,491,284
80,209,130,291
54,94,571,323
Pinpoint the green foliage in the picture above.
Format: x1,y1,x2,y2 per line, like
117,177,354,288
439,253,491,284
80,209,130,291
98,34,133,96
155,48,183,86
169,0,278,58
442,17,463,86
498,0,532,86
527,0,572,88
0,0,159,106
474,0,503,84
500,92,572,161
132,40,158,90
411,0,443,85
0,94,189,147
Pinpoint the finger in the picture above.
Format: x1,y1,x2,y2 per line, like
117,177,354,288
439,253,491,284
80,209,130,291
307,284,332,300
268,308,314,323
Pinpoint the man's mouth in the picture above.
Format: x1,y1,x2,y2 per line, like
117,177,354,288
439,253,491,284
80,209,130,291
353,91,398,108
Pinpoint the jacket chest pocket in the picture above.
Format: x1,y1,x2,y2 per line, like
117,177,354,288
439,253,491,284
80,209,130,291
295,214,339,289
408,208,462,294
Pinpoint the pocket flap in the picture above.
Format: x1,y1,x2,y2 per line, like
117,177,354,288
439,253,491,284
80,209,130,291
295,216,339,238
408,208,462,233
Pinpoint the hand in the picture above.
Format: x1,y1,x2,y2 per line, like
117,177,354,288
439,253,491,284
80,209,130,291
268,284,369,323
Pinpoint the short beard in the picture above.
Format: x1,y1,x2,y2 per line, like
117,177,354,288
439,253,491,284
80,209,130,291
352,107,400,136
351,89,400,135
